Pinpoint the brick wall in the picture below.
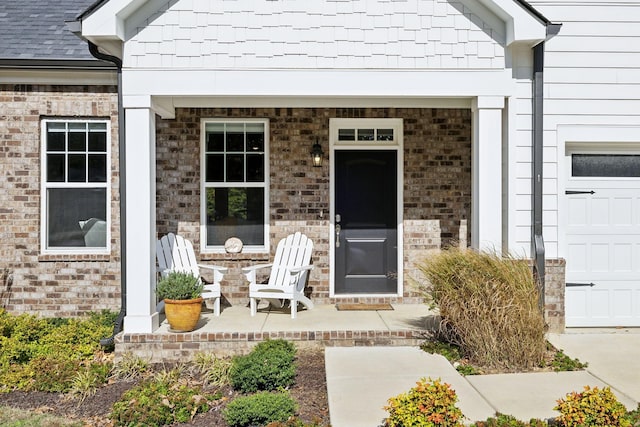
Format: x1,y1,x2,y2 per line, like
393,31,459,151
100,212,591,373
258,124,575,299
0,84,121,317
545,258,566,333
156,107,471,305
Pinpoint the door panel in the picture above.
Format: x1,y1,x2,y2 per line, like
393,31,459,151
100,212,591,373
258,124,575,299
565,181,640,326
335,150,397,294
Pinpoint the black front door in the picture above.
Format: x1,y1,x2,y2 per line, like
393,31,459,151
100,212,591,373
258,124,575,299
335,150,398,294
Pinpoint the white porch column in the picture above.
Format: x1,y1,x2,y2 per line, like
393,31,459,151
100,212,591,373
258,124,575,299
123,106,159,333
471,96,504,252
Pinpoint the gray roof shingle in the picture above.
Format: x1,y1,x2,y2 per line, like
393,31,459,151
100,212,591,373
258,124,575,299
0,0,99,61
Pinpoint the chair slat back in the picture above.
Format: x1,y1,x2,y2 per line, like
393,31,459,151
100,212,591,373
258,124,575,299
157,233,200,277
268,232,313,288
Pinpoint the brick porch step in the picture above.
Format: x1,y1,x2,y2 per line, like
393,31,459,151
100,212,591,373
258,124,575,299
115,304,436,362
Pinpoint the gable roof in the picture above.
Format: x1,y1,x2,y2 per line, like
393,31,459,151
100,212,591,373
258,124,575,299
0,0,109,66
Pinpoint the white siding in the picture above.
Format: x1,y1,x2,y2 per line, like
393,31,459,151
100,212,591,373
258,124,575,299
123,0,506,70
512,1,640,259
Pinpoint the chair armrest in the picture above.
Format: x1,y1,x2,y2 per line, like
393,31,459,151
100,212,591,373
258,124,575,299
288,265,314,274
198,264,227,284
198,264,228,273
242,264,273,284
241,264,273,273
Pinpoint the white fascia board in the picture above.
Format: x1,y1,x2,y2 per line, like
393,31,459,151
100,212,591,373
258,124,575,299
81,0,147,57
122,69,516,99
476,0,546,45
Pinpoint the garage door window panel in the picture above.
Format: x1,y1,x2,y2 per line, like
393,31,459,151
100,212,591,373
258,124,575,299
572,154,640,177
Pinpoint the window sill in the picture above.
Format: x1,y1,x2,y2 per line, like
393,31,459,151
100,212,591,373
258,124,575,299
39,253,112,262
199,252,270,262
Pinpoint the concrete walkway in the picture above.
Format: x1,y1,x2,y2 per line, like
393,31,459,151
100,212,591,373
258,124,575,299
326,330,640,426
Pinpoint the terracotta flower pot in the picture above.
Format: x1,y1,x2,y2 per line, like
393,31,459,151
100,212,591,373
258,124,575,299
163,297,203,332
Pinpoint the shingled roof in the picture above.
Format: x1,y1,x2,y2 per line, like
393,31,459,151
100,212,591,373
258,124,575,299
0,0,100,63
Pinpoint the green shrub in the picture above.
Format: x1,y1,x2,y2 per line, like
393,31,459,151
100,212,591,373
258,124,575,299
384,377,465,427
156,271,203,300
0,310,115,393
554,385,631,427
67,362,112,402
230,339,297,393
470,413,529,426
110,375,219,426
265,418,325,427
223,391,297,427
551,349,587,372
417,248,547,370
192,351,232,387
110,352,149,381
627,404,640,426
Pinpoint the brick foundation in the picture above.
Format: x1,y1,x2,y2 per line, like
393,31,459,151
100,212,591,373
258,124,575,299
114,329,426,362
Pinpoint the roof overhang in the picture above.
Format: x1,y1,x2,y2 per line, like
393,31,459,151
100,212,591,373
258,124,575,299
475,0,549,45
77,0,150,58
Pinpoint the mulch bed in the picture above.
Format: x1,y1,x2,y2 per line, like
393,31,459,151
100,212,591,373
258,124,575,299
1,349,330,427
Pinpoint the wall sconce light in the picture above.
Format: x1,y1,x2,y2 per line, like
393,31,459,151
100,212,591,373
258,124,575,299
311,140,324,167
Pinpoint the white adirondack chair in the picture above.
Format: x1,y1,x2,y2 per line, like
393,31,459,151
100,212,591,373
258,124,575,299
156,233,227,316
243,232,315,319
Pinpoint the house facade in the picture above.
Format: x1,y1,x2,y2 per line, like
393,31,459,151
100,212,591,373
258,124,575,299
1,0,639,333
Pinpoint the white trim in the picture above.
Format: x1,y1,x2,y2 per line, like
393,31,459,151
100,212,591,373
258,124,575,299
0,69,117,86
122,69,516,99
40,119,111,256
557,125,640,260
199,118,270,254
329,118,404,298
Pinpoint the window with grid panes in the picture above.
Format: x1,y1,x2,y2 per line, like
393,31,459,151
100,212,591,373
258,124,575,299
42,120,109,252
202,120,268,251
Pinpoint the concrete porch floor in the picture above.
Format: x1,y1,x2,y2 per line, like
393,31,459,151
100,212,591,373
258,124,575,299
116,303,437,361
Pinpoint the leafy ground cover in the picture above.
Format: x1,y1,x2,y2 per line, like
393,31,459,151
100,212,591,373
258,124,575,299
0,309,329,426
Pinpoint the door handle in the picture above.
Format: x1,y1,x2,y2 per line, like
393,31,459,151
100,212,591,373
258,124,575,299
335,224,341,248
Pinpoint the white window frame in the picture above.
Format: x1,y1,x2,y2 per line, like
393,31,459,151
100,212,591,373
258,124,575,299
200,118,270,254
40,119,111,255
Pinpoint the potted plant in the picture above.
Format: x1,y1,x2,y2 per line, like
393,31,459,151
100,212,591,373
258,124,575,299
156,271,204,332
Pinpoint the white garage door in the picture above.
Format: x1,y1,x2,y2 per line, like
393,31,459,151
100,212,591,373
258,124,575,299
565,153,640,327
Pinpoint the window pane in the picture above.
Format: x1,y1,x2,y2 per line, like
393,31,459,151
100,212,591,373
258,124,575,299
88,131,107,152
357,129,374,141
47,122,66,132
47,131,65,151
206,131,224,152
68,131,86,151
206,187,264,246
338,129,355,141
47,188,106,248
246,154,264,182
572,154,640,177
227,123,245,152
377,129,394,141
68,154,86,182
246,130,264,152
88,122,106,131
47,154,65,182
226,154,244,182
206,154,224,182
88,154,107,182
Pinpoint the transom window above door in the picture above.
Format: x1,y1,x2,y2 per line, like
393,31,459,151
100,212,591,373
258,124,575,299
332,119,402,147
201,120,269,253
